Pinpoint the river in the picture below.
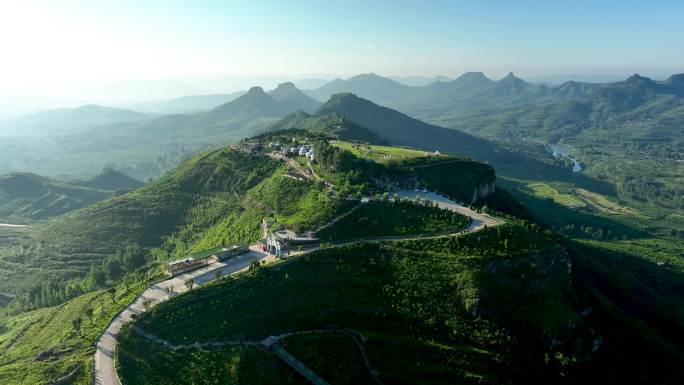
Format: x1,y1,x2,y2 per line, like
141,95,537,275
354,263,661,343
549,143,582,172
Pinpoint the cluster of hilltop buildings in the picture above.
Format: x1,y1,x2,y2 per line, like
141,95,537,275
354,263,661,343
269,141,315,162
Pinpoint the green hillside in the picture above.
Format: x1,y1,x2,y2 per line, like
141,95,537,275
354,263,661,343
0,85,318,181
38,148,282,255
75,168,144,191
316,199,469,241
315,93,495,158
0,133,496,308
0,172,111,223
119,225,571,385
113,217,683,384
0,149,281,309
0,281,150,385
269,111,389,145
0,129,681,384
0,131,506,384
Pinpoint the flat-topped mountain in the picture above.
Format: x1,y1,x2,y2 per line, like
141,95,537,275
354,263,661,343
438,71,492,90
268,82,321,113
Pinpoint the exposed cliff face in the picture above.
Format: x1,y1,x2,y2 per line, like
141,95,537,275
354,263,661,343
472,181,496,203
382,158,496,203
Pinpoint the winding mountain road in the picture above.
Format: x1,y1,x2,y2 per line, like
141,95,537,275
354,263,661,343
93,192,502,385
393,189,501,231
94,246,283,385
0,223,28,228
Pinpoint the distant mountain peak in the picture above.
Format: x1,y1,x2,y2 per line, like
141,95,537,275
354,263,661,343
625,73,650,82
76,104,104,110
494,72,529,94
210,85,288,118
450,72,492,87
346,73,403,85
351,73,382,79
269,82,301,97
665,72,684,84
234,86,274,105
325,92,360,104
307,74,410,104
247,86,266,94
268,82,321,113
314,93,372,116
501,72,521,81
78,168,144,191
274,81,297,90
459,71,488,80
622,74,657,88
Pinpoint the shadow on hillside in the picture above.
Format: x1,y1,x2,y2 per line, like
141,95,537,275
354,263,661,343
563,239,684,383
488,149,617,197
502,183,646,239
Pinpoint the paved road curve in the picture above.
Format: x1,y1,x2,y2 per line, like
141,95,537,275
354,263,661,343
93,192,502,385
394,189,503,231
94,246,282,385
0,223,28,228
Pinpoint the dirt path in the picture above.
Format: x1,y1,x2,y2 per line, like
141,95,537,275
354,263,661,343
265,152,313,181
314,201,365,233
132,326,378,385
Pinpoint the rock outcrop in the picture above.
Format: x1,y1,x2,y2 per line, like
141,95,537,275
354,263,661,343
472,181,496,203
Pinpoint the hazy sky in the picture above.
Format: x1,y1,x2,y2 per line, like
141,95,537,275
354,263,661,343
1,0,683,103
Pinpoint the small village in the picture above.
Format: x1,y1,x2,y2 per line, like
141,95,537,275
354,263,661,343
233,136,316,162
